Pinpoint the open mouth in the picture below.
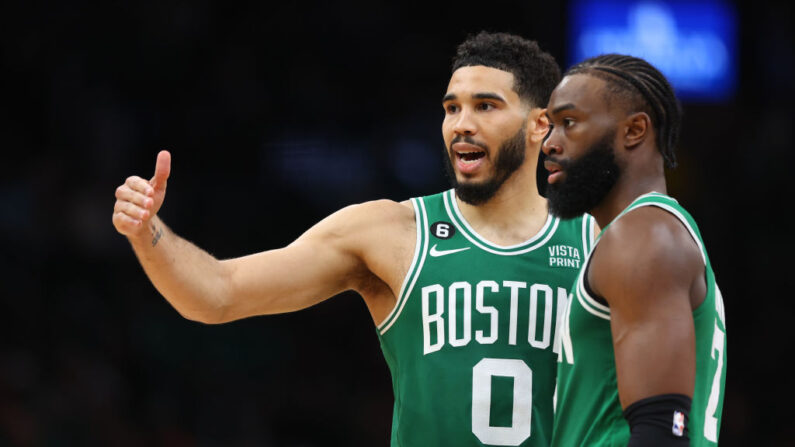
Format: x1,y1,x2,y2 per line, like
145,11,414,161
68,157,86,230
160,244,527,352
451,141,488,173
457,150,486,163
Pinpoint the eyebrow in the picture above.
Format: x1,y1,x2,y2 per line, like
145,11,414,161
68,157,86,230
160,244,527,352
442,92,508,104
548,103,576,116
442,93,457,103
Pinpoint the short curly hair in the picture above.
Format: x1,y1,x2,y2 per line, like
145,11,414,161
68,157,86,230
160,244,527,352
452,31,561,109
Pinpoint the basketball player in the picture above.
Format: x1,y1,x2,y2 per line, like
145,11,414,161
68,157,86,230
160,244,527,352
113,32,595,446
543,54,726,446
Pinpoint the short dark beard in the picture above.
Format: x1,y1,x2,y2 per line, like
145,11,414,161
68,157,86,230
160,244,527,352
443,126,526,206
545,132,620,219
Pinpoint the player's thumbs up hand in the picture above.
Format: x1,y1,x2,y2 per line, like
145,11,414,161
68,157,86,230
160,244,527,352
149,150,171,209
112,150,172,239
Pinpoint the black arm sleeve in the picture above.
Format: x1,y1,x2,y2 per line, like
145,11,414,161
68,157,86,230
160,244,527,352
623,393,692,447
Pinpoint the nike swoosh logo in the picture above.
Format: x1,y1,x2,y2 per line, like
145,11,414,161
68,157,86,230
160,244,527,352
429,244,471,257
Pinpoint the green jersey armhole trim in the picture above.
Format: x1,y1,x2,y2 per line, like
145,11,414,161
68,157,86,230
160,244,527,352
442,189,560,256
377,197,429,335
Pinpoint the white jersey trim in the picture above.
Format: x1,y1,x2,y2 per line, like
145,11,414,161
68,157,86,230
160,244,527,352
625,201,707,266
575,193,707,322
582,214,595,259
443,189,560,256
576,267,611,320
378,197,430,335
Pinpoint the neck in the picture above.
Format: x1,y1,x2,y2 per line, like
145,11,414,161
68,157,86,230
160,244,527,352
590,169,667,229
455,162,548,246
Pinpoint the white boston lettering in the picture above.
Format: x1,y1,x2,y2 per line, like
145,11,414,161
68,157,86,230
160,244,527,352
552,287,570,355
503,281,526,346
421,280,568,356
528,284,553,349
422,284,445,355
557,293,574,365
475,281,499,344
448,282,472,347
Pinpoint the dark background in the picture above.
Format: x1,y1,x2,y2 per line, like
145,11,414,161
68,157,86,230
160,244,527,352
1,0,792,445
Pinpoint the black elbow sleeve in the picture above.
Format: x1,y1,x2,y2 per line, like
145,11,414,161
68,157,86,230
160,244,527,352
623,393,692,447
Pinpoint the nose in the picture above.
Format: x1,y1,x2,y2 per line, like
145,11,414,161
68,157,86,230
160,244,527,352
452,108,477,136
542,128,561,156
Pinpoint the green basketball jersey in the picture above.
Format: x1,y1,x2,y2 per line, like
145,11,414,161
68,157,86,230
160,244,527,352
552,192,727,446
377,189,595,446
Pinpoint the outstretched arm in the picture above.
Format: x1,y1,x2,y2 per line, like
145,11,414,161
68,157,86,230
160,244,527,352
112,151,406,324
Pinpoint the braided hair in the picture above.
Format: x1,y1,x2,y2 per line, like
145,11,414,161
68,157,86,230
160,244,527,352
565,54,681,168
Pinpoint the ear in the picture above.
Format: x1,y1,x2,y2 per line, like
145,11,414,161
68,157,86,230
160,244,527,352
526,108,551,145
623,112,652,149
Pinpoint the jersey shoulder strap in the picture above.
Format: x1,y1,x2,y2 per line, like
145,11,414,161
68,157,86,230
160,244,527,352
613,192,708,266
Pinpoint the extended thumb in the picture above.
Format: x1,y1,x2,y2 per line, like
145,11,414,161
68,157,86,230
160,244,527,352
151,150,171,189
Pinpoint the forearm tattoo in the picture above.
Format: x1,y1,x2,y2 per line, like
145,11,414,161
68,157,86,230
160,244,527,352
150,223,163,247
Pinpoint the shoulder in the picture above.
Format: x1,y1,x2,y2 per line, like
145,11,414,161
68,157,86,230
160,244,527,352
325,199,419,297
328,199,415,230
359,198,415,217
590,206,702,303
604,205,699,260
301,199,416,251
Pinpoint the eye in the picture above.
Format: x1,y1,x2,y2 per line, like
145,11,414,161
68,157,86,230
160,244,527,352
563,117,575,128
445,104,459,114
476,102,495,111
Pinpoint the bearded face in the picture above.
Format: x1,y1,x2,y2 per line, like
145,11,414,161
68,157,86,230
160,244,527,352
443,125,526,206
545,130,621,219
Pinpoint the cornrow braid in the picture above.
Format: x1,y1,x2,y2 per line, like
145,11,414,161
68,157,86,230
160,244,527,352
566,54,681,168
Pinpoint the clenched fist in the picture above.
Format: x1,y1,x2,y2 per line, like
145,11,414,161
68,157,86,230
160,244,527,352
113,150,171,240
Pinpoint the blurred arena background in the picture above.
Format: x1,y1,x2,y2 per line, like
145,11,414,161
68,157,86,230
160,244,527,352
1,0,792,445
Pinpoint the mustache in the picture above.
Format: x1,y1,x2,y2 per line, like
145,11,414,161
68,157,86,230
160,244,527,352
450,135,489,152
543,153,572,170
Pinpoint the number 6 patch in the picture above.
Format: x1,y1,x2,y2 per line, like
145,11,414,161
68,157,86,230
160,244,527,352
430,221,455,239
